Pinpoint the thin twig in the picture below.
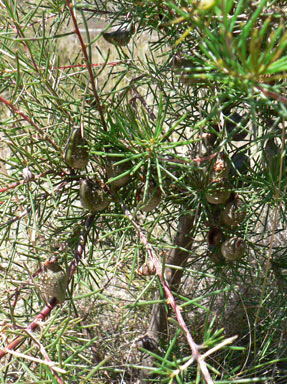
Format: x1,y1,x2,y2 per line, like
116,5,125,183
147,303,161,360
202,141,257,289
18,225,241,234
170,355,195,378
11,21,39,72
68,214,95,279
11,16,73,121
130,85,157,121
158,152,217,165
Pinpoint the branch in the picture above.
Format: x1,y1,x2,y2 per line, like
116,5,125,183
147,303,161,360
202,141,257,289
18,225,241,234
122,205,213,384
0,214,95,359
255,85,287,104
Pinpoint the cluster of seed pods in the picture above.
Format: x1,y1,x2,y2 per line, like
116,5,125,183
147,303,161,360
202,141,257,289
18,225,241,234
63,128,162,213
204,113,249,264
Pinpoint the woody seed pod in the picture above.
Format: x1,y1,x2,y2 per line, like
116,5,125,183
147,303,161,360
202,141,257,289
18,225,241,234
64,128,89,169
221,237,246,261
103,22,135,46
220,196,246,228
139,182,162,212
38,257,68,304
80,179,110,212
106,156,131,189
205,178,231,205
136,335,159,353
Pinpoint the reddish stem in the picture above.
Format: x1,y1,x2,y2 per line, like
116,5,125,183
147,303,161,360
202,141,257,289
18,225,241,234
0,301,55,359
0,214,95,359
122,205,214,384
255,85,287,104
65,1,108,132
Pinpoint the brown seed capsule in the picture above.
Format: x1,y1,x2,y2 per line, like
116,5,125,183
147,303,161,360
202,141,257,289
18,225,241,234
221,237,246,261
64,128,89,169
139,182,162,212
220,196,246,228
106,156,131,189
79,179,110,212
206,178,231,205
38,257,68,304
136,260,156,276
103,22,135,46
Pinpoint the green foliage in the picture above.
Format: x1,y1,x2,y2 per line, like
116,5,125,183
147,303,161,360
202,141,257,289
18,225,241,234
0,0,287,383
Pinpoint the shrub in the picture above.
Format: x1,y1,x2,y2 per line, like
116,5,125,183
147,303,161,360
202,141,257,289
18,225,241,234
1,0,287,383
